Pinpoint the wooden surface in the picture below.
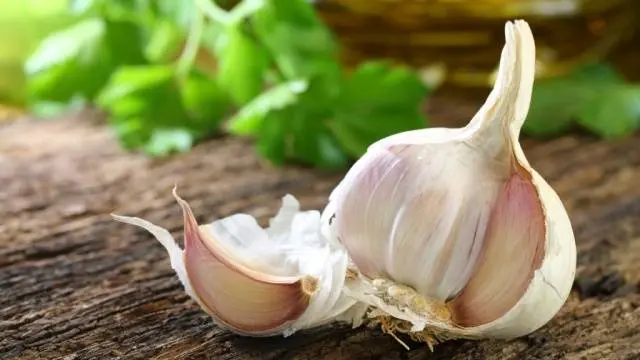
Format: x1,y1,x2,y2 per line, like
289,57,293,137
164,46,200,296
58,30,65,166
1,101,639,359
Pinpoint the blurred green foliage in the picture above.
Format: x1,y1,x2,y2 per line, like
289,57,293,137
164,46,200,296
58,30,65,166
0,0,76,105
526,63,640,139
22,0,430,169
9,0,640,169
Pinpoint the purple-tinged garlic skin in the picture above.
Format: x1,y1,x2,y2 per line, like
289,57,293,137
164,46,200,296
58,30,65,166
113,188,363,337
176,192,314,335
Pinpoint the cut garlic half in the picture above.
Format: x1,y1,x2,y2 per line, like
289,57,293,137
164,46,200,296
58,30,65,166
113,187,361,336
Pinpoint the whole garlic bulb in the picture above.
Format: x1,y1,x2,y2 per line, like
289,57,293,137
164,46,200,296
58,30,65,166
322,20,577,342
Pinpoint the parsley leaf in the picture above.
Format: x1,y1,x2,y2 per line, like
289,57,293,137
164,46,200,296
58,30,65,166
145,128,194,156
229,60,431,167
228,78,350,169
24,17,145,115
330,61,430,157
181,71,232,124
97,65,231,155
229,76,349,169
252,0,340,85
216,24,270,105
525,63,640,138
577,85,640,138
227,79,308,136
22,0,435,169
256,90,349,170
144,19,183,63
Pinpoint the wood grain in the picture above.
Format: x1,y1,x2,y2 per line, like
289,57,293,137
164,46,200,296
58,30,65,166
1,104,639,359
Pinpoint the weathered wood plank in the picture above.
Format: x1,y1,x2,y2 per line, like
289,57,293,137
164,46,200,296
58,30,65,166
1,108,639,359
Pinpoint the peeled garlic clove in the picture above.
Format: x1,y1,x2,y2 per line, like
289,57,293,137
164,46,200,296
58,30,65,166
113,187,361,336
324,20,576,340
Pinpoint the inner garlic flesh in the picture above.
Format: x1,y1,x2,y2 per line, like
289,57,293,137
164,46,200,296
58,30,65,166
324,20,576,337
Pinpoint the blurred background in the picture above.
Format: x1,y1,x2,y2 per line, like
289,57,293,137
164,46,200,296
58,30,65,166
1,0,639,169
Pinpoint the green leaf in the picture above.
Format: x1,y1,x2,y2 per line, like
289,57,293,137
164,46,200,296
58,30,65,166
97,65,174,107
262,82,349,169
26,18,111,104
144,19,183,63
239,78,348,168
228,0,266,24
525,80,590,137
339,61,429,111
25,18,145,110
330,112,425,157
25,18,106,76
30,99,87,119
70,0,152,23
524,62,640,138
69,0,98,15
257,0,326,28
154,0,197,33
200,21,225,54
227,79,308,136
181,71,232,128
98,65,229,155
568,62,624,83
217,24,270,105
257,112,288,166
257,105,348,170
289,109,349,169
577,85,640,138
252,0,340,83
144,128,194,156
98,65,184,150
329,61,429,157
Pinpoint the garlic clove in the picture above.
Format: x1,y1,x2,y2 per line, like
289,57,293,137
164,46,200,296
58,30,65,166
113,187,363,336
175,190,316,335
324,19,576,342
449,171,546,328
451,167,576,339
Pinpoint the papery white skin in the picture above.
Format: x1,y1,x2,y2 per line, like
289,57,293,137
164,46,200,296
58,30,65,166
323,20,577,339
113,191,364,336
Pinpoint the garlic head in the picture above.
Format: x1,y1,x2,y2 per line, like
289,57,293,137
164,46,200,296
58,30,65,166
322,20,577,341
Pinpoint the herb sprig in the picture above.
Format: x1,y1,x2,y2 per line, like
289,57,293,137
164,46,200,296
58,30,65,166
22,0,640,169
24,0,429,169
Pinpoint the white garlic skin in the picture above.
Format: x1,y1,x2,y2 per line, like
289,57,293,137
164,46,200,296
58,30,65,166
323,20,577,339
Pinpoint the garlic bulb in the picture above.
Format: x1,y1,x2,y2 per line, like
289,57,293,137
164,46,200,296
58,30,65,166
322,20,577,342
112,187,365,336
112,19,576,349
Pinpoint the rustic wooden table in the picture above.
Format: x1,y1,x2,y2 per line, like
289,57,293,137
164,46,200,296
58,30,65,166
1,95,639,359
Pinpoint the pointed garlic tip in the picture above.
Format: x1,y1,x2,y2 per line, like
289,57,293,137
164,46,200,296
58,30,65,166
465,19,536,157
325,19,576,344
171,187,317,336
